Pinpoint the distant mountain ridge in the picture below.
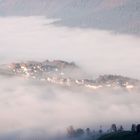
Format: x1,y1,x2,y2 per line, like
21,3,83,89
0,0,139,35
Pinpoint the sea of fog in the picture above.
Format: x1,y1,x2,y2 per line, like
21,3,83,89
0,16,140,139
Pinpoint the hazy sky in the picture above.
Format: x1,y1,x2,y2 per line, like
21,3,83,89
0,16,140,139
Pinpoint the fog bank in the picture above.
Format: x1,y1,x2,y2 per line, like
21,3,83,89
0,76,140,137
0,16,140,79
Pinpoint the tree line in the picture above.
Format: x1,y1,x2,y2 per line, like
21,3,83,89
66,124,140,139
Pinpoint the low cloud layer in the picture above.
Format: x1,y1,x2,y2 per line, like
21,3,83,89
0,16,140,139
0,76,140,139
0,16,140,79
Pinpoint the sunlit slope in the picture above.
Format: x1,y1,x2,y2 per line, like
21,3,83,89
0,60,140,92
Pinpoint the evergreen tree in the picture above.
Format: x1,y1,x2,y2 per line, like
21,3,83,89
131,124,136,132
111,124,117,132
118,125,123,132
